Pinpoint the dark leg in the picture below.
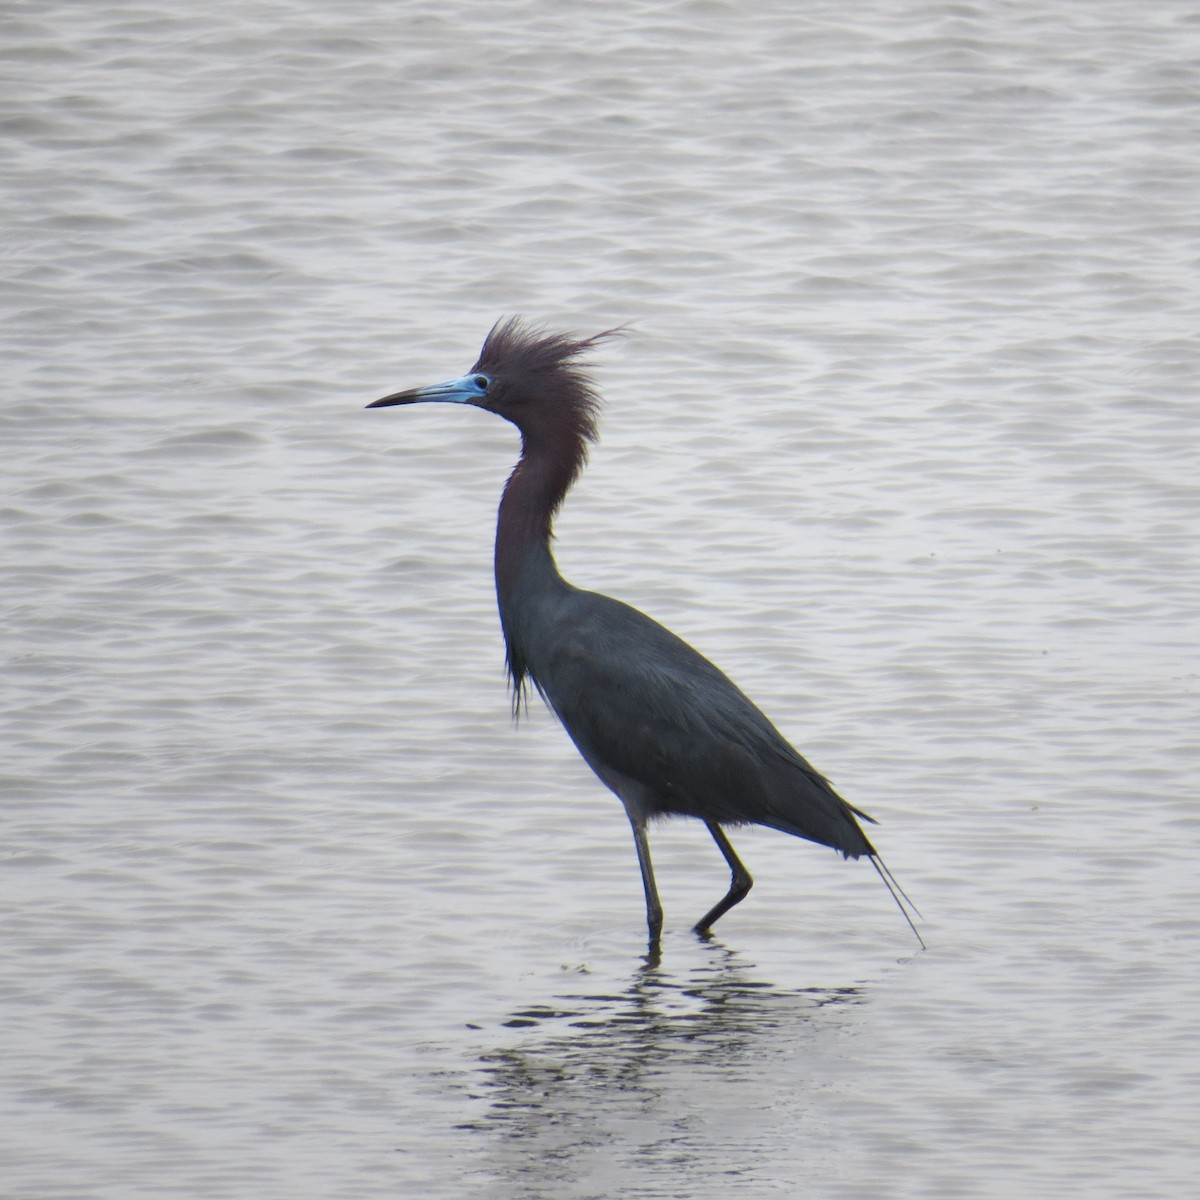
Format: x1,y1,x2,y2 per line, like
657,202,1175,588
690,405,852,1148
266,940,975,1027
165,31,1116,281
628,816,664,947
694,821,754,935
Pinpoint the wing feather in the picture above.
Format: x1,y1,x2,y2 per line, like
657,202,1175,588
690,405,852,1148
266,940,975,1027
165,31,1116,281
527,589,874,857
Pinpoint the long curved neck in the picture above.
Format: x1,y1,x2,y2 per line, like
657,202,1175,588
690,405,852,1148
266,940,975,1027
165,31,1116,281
494,430,582,700
495,438,574,600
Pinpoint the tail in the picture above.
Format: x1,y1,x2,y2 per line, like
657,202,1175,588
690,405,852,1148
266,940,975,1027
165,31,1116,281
766,768,926,948
839,796,924,950
868,848,925,950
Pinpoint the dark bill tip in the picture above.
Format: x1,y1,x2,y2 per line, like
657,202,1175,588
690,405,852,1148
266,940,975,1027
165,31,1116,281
366,389,421,409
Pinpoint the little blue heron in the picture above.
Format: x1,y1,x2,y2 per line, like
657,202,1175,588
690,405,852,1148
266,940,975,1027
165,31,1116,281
369,318,922,950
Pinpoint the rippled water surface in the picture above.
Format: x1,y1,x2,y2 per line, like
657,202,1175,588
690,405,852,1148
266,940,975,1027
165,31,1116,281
3,2,1198,1197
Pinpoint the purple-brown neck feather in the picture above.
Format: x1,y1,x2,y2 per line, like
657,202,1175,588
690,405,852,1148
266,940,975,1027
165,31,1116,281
483,318,612,586
479,318,621,705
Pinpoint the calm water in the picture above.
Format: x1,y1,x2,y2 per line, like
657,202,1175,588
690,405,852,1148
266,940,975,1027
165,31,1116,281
3,1,1198,1196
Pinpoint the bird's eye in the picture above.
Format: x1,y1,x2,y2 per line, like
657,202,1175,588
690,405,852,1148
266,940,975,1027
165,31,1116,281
473,374,490,392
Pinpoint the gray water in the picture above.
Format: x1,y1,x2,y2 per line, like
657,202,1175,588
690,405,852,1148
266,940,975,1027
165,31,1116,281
3,1,1198,1196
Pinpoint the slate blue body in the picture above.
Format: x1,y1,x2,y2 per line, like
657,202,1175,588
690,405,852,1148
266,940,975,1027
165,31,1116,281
369,317,919,950
519,579,874,850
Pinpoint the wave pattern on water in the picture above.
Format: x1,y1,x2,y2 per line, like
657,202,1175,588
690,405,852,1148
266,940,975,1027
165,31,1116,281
2,1,1198,1198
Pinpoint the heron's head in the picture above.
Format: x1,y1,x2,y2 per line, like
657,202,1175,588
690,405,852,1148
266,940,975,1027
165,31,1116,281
368,316,622,448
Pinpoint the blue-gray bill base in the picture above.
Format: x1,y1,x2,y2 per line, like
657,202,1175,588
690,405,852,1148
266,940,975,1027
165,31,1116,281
368,318,923,953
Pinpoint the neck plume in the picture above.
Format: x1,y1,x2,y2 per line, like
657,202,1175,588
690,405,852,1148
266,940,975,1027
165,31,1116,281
475,317,625,710
494,427,586,708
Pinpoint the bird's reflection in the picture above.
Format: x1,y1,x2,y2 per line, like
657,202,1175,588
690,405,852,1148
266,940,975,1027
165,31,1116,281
463,944,874,1197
